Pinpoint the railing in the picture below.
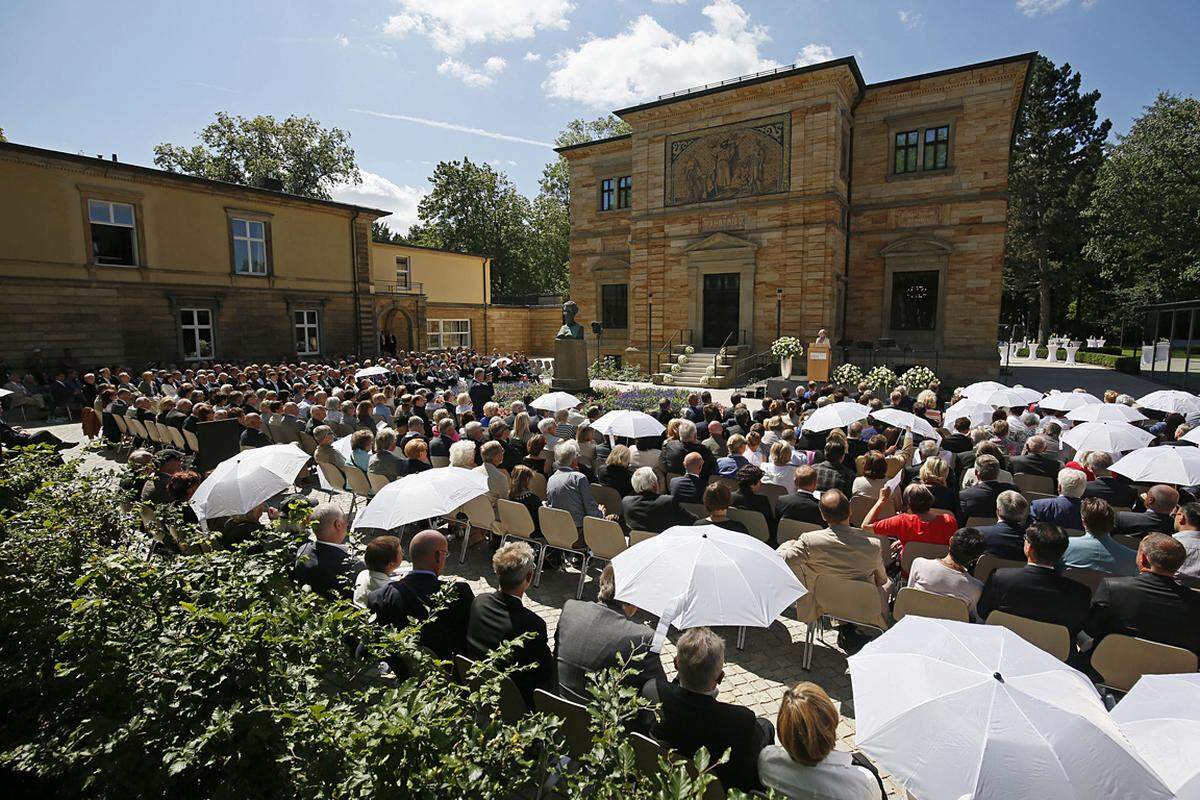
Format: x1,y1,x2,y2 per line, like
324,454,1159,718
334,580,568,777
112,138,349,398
734,349,777,384
837,341,941,375
492,293,563,306
656,330,682,373
657,63,806,101
378,281,424,295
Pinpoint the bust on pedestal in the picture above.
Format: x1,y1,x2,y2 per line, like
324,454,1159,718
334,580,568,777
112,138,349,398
551,300,589,393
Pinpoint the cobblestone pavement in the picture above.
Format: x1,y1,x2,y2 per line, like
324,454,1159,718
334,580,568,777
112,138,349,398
31,419,905,796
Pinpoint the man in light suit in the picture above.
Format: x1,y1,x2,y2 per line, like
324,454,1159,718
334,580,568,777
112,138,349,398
312,426,347,469
274,402,305,444
554,564,665,699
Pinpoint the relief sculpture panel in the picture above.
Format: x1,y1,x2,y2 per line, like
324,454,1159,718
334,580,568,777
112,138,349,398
665,114,791,206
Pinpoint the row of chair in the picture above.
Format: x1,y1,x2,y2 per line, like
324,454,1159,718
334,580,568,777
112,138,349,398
111,414,199,456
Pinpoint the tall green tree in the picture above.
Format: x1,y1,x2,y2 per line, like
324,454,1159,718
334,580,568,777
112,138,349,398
540,114,631,207
1005,56,1110,342
0,126,6,142
153,112,359,200
371,220,409,244
1086,92,1200,308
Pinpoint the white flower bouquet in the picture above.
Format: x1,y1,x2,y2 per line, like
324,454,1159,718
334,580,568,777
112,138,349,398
677,354,689,365
865,365,899,392
831,363,864,387
771,337,804,360
705,365,716,377
670,363,682,374
900,365,938,390
662,374,675,385
684,345,695,355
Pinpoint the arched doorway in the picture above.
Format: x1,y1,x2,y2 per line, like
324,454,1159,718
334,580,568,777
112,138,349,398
380,307,415,355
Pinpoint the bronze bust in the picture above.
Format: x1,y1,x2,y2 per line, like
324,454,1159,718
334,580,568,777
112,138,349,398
555,300,585,340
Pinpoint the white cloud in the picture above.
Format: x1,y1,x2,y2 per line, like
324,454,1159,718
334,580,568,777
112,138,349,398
437,56,506,87
332,170,426,233
383,0,573,54
543,0,787,109
335,33,349,47
653,0,689,3
523,51,542,62
897,10,923,29
794,43,834,66
1016,0,1072,15
348,108,555,148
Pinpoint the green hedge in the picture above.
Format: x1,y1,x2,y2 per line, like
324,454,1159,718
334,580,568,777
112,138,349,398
1024,346,1140,375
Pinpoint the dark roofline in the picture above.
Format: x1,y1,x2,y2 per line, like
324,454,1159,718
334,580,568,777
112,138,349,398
553,133,632,155
864,51,1038,91
372,238,491,260
0,140,392,217
613,57,865,117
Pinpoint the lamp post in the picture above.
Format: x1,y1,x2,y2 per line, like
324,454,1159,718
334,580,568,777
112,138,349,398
647,292,654,373
775,288,783,341
591,321,603,371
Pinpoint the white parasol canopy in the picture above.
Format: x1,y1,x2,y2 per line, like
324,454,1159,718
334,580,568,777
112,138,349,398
0,387,13,399
589,409,666,439
530,391,583,412
942,398,995,428
960,380,1010,400
869,408,941,442
802,401,870,433
1111,445,1200,485
977,386,1045,408
1111,673,1200,800
189,444,311,520
354,365,389,379
351,467,488,531
848,616,1173,800
1061,421,1154,455
1067,403,1149,424
1038,391,1102,412
1138,389,1200,415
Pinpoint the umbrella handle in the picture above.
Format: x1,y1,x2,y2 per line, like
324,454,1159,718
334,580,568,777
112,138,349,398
651,593,687,653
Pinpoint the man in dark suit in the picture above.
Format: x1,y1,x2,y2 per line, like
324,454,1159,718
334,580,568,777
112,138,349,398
274,402,305,443
959,455,1018,524
1082,451,1139,509
165,398,190,430
669,452,706,504
1115,484,1178,538
467,540,556,707
429,417,456,460
292,504,364,600
554,565,665,699
622,467,697,533
642,627,771,792
1084,533,1200,657
467,367,493,418
659,420,716,480
1029,467,1087,531
811,441,855,496
941,416,975,455
239,413,272,449
776,465,824,525
368,530,474,660
976,490,1029,561
977,522,1092,638
1009,435,1060,479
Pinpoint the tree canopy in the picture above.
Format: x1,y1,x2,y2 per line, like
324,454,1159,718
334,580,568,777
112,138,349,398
153,112,360,200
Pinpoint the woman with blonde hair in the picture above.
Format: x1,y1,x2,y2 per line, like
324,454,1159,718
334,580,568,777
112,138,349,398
744,429,766,466
758,682,880,799
664,417,683,442
596,444,635,496
761,441,798,495
511,411,533,444
918,455,956,511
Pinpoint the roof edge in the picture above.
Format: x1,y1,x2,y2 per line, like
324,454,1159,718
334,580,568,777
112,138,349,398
553,133,633,155
865,51,1038,92
371,239,491,260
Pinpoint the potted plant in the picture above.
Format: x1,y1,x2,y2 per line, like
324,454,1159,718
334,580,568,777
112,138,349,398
865,365,899,394
771,336,804,379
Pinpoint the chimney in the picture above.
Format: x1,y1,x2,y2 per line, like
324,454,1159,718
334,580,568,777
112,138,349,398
111,153,117,162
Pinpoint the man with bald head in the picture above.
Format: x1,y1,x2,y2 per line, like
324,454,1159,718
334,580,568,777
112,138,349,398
701,420,728,459
367,529,474,659
276,401,305,443
1115,484,1179,538
240,412,271,449
669,451,706,504
1010,435,1059,478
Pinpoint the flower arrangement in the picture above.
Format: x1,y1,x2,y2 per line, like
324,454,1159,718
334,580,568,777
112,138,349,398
705,365,715,377
831,363,864,387
670,363,682,374
899,365,938,391
717,346,728,364
677,354,688,365
864,365,899,392
661,374,675,385
684,345,695,355
770,336,804,360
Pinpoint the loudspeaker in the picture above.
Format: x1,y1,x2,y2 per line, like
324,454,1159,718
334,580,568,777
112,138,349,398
194,418,240,472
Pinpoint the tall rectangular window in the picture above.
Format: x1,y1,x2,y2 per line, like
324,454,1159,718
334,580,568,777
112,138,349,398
294,310,320,355
231,217,268,275
180,308,214,361
599,178,614,211
923,125,950,171
616,176,632,209
88,198,138,265
890,270,940,331
395,256,410,289
894,130,919,174
427,319,471,350
601,283,628,329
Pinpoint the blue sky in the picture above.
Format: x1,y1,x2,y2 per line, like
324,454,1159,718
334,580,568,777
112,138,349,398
2,0,1197,231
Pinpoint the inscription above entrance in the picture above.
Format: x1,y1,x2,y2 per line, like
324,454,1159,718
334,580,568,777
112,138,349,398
666,114,791,207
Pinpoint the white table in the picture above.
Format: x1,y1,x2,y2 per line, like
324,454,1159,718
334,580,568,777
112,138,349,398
1064,344,1079,365
1046,343,1059,362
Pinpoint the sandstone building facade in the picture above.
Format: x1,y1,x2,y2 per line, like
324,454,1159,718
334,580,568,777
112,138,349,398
558,53,1033,383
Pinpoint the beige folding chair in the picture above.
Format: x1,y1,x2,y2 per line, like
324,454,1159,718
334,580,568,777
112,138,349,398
590,483,623,521
1091,634,1199,693
893,587,969,623
1014,473,1055,495
777,518,823,543
529,471,548,500
851,493,893,527
1064,528,1086,538
298,431,319,456
183,429,200,455
342,465,373,517
456,494,497,563
804,575,888,669
727,507,770,542
973,553,1026,583
155,421,173,446
536,506,588,588
430,455,450,468
368,471,391,494
317,462,347,499
900,540,950,576
681,502,707,519
113,413,131,447
1110,505,1132,514
1063,567,1105,594
1023,491,1054,503
760,483,787,512
1113,533,1142,551
629,529,657,546
986,610,1072,661
706,475,739,492
929,507,955,518
168,425,187,451
630,731,667,777
454,654,528,724
496,498,537,545
580,516,628,598
533,689,592,760
965,516,998,528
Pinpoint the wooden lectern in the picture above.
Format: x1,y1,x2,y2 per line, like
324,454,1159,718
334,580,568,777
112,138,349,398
807,341,831,382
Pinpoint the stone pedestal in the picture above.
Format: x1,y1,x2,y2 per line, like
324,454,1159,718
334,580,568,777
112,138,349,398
551,338,590,393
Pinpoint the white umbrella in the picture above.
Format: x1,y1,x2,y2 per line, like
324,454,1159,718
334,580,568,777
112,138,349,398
612,525,805,632
960,380,1009,400
0,387,12,399
869,408,941,442
351,467,488,531
1111,445,1200,485
942,398,994,428
354,365,389,379
801,401,869,433
977,386,1045,408
1038,391,1102,412
490,357,513,367
590,409,665,439
1111,673,1200,800
1061,421,1154,454
849,617,1173,800
190,444,311,520
1183,426,1200,446
1138,389,1200,415
530,391,582,412
1067,403,1149,424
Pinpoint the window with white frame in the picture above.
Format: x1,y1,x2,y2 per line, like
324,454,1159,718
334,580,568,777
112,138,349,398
395,256,410,289
88,198,139,265
427,319,471,350
180,308,214,361
231,217,268,274
294,309,320,355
